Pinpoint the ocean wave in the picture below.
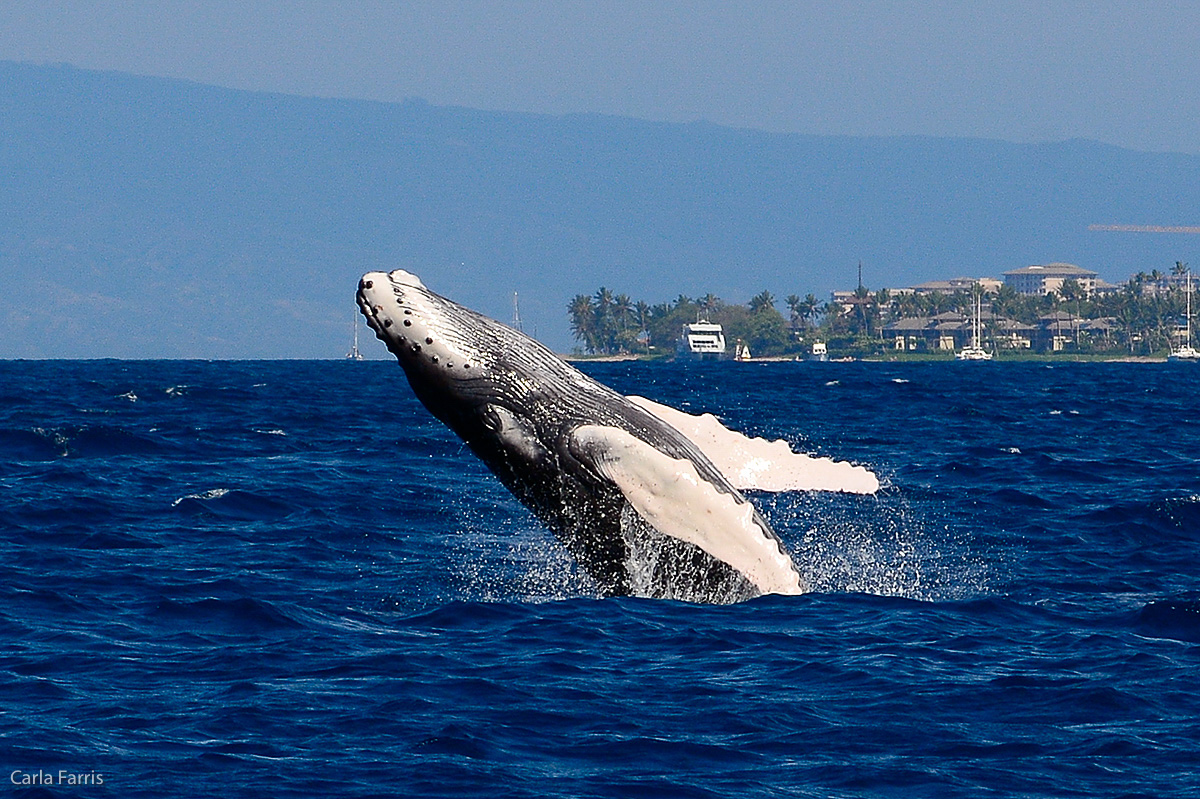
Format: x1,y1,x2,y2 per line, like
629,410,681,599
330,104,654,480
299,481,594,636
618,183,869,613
148,596,305,635
1133,598,1200,643
170,488,295,521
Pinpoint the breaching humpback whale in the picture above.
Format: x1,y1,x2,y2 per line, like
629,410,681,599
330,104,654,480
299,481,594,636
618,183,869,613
357,270,877,603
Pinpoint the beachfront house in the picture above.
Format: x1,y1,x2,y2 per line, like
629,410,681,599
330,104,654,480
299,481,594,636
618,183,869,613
883,310,1039,352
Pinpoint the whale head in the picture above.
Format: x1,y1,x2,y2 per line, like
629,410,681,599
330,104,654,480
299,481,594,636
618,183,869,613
358,270,507,402
358,270,492,376
356,270,574,452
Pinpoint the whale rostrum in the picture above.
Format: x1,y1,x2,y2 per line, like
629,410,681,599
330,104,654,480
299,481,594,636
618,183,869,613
357,270,878,603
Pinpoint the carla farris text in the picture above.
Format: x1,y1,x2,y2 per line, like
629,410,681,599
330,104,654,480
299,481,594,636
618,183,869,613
12,769,104,786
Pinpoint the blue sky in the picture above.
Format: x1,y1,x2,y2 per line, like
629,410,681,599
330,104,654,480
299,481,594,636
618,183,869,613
3,1,1199,154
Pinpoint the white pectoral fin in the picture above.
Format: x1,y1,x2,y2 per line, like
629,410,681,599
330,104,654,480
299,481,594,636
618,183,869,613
627,396,879,495
571,425,804,596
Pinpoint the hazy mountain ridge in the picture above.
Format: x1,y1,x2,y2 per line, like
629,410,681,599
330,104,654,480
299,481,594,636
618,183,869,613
3,61,1198,357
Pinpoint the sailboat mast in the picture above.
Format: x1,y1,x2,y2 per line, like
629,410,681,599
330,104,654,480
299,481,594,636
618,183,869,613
347,312,363,359
972,290,982,348
1188,270,1193,344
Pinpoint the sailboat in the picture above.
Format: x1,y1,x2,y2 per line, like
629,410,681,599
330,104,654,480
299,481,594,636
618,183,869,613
956,291,993,361
346,313,364,360
1169,269,1200,362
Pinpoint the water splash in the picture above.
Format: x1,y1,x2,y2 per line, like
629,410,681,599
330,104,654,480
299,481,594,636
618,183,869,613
619,504,757,604
761,489,985,602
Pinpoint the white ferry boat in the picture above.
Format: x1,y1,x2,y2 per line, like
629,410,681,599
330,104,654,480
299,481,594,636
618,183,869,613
677,321,726,359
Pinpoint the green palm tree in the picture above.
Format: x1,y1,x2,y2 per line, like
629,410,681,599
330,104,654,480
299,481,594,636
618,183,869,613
567,294,598,352
874,288,894,324
786,294,802,324
634,301,652,351
593,287,616,353
614,293,634,331
749,290,775,313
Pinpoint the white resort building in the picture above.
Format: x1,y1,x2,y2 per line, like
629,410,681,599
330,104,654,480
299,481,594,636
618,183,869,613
1002,263,1099,296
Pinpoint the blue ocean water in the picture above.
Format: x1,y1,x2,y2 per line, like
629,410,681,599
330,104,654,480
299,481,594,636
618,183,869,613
2,359,1199,798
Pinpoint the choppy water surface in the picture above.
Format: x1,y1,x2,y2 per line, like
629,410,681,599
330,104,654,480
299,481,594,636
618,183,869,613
2,359,1199,797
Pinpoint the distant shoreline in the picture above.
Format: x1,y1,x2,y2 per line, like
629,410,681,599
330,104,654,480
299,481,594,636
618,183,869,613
559,353,1170,364
0,355,1175,363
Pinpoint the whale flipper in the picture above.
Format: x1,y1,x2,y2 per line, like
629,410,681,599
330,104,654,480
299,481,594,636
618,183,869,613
570,424,804,597
626,395,879,495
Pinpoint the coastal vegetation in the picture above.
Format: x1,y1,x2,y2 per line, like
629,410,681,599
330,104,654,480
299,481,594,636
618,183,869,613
567,288,801,356
566,264,1196,359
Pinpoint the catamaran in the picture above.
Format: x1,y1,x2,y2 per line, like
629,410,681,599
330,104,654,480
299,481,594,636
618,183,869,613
956,291,993,361
1169,269,1200,362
